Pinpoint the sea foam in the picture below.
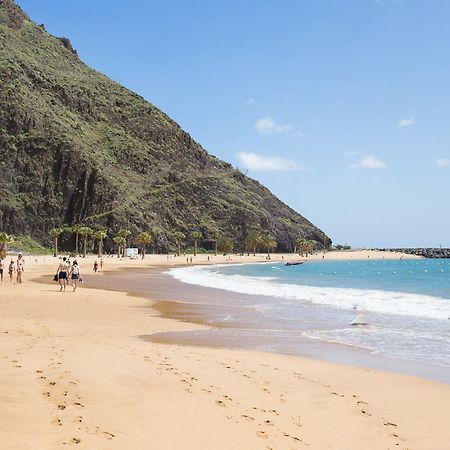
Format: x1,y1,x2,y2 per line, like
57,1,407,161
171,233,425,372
168,265,450,321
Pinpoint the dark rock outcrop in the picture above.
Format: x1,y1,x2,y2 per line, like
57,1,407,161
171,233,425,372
377,248,450,259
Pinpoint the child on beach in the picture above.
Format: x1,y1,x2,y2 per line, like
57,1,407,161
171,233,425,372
56,257,69,292
16,253,24,284
8,260,15,282
0,258,4,281
70,261,81,292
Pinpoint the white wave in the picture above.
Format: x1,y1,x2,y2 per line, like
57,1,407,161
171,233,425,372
303,328,450,367
167,266,450,321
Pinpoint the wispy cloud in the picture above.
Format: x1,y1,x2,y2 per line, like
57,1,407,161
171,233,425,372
245,98,256,106
255,117,292,135
350,154,386,169
236,152,300,171
436,158,450,168
397,117,415,127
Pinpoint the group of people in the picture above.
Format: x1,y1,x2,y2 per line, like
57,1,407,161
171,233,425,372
55,257,103,292
56,257,82,292
0,253,25,283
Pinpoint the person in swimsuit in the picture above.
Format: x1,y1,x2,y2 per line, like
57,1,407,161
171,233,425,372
57,257,69,291
16,253,24,284
70,260,81,292
8,260,15,282
93,261,98,273
0,258,4,282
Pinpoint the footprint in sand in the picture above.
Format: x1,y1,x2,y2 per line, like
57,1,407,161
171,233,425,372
51,418,62,427
241,415,254,421
215,400,226,407
292,417,302,428
256,431,268,439
102,431,115,440
70,437,81,444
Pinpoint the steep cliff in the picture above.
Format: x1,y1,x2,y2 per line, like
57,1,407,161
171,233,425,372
0,0,330,252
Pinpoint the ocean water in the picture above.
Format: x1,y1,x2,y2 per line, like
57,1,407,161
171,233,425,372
168,259,450,373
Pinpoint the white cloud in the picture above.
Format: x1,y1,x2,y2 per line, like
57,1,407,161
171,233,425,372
397,117,415,127
245,98,256,106
255,117,292,135
350,154,386,169
436,158,450,168
236,152,300,171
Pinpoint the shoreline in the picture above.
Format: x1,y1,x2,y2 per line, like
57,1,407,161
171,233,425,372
85,263,450,385
1,251,449,449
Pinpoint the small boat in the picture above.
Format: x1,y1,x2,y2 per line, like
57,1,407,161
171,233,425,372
285,261,304,266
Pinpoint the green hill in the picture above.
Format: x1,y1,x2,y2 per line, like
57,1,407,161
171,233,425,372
0,0,330,252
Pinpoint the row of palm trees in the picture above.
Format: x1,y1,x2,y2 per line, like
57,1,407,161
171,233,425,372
295,238,317,257
2,227,320,260
244,231,277,257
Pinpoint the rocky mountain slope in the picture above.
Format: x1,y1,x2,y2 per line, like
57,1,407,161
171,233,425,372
0,0,330,252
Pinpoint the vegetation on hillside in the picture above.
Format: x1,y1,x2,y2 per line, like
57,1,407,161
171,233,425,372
0,0,331,254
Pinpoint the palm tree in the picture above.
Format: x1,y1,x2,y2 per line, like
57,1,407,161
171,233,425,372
117,229,131,257
93,229,107,257
71,224,84,256
50,227,64,256
137,231,152,259
0,232,14,259
173,231,185,256
245,231,261,256
78,226,93,258
112,236,125,258
306,240,315,257
191,231,202,257
260,235,277,258
296,238,307,257
217,236,233,255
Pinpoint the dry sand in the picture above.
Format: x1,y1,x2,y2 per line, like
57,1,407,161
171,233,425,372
1,250,448,450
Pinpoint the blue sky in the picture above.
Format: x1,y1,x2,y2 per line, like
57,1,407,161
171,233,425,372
17,0,450,247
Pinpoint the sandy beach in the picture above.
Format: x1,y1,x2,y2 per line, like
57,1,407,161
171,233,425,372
1,250,449,450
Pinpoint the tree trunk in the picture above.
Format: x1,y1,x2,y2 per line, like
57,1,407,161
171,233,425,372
54,236,58,256
177,241,181,256
214,241,218,256
142,245,146,259
83,237,87,258
75,233,79,255
194,240,197,257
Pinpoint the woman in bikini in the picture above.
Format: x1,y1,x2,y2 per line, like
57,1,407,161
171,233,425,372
70,260,81,292
16,253,24,284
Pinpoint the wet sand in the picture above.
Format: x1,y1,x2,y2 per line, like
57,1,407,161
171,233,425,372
84,265,450,384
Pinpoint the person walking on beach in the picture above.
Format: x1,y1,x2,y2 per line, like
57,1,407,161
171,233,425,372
8,259,15,282
70,260,81,292
93,260,98,273
16,253,24,284
56,257,69,292
0,258,4,282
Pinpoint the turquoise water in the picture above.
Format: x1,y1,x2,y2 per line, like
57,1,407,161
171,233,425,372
169,259,450,374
